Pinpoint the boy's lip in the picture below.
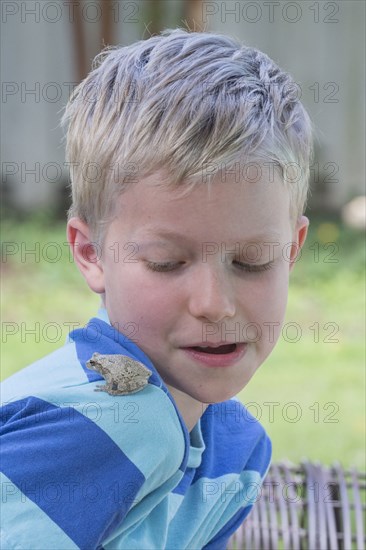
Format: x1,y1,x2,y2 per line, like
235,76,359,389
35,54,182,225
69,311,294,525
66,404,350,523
179,340,247,348
180,342,248,367
182,341,245,348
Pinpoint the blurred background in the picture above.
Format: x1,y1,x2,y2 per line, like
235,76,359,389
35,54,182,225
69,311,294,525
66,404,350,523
1,1,365,469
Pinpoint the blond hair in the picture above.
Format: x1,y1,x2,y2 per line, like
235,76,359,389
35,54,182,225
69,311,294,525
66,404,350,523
62,28,313,243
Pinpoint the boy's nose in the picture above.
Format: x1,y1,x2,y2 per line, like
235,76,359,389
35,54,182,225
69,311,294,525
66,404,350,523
187,265,236,323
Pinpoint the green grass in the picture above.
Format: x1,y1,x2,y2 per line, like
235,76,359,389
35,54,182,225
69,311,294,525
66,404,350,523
1,214,365,469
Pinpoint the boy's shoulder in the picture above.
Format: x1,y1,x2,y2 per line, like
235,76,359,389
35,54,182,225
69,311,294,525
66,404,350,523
1,313,191,490
1,325,187,467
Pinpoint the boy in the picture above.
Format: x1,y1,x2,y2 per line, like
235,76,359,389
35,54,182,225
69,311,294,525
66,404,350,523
1,28,312,549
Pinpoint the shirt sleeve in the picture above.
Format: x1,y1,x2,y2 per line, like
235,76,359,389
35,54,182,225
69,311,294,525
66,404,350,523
0,383,185,550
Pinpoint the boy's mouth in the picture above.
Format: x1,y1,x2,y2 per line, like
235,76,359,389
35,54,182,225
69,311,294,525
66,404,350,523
181,342,248,367
189,344,237,355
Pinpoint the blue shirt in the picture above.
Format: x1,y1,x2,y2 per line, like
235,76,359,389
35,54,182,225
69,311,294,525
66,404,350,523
0,309,271,549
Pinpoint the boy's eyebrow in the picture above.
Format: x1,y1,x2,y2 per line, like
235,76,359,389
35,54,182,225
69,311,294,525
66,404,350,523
135,229,284,248
134,230,190,249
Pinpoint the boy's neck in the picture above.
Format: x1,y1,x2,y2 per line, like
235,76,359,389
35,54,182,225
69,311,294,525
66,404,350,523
166,384,208,432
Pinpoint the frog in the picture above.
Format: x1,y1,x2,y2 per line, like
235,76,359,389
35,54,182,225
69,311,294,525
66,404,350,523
86,352,152,396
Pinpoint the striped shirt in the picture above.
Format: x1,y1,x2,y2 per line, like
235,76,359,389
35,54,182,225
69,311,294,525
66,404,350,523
1,309,271,549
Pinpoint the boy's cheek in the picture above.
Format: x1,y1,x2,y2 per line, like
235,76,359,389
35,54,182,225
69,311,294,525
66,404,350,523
105,282,170,330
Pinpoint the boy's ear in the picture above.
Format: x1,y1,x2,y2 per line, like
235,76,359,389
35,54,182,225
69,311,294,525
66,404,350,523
67,217,105,294
289,215,309,272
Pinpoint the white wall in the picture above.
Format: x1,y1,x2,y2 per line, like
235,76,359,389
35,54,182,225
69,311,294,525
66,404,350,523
1,2,75,210
1,0,364,212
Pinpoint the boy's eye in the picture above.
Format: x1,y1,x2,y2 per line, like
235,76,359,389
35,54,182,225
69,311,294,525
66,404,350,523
146,260,275,273
145,261,183,272
233,260,274,273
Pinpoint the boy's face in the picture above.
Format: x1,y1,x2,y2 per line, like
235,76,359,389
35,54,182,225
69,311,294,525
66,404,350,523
69,169,308,414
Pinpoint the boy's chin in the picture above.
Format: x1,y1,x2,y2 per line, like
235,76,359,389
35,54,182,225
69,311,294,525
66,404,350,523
188,384,247,406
